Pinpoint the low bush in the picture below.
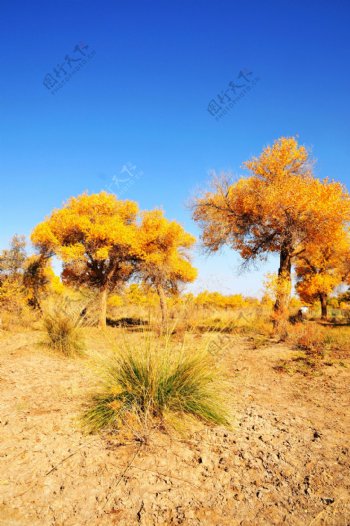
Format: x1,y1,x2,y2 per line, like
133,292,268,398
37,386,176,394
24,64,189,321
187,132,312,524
0,279,38,331
292,323,325,357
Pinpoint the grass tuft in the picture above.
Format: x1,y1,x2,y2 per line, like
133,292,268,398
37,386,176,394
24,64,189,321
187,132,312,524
42,297,85,356
82,334,231,436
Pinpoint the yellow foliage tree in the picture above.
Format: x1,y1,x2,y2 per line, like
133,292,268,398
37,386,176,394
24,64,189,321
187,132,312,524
31,192,140,328
194,290,246,309
193,137,350,336
295,228,350,319
108,285,159,309
124,283,159,307
138,210,197,324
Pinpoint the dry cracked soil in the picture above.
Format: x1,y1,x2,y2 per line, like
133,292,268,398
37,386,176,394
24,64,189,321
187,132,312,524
0,330,349,525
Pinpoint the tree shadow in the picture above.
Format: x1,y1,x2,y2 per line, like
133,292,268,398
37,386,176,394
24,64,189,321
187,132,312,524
107,317,149,331
318,320,350,327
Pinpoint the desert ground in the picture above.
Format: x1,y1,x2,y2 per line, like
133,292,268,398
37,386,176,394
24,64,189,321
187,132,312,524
1,328,349,526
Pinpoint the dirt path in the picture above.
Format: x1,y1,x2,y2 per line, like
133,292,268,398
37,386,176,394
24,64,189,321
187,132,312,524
0,332,349,525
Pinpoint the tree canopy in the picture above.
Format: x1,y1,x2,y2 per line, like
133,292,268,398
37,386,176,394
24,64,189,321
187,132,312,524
31,192,141,327
138,209,197,323
31,192,197,327
295,228,350,318
193,137,350,334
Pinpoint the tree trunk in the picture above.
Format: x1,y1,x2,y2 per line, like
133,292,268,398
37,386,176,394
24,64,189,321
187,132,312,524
33,284,41,310
99,286,108,329
273,245,292,339
156,284,167,329
320,293,328,320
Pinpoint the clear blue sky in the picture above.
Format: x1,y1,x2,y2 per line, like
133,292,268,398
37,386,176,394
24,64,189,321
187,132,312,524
1,0,350,296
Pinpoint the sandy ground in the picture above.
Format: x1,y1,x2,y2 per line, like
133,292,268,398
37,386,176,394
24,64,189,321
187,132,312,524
0,330,349,526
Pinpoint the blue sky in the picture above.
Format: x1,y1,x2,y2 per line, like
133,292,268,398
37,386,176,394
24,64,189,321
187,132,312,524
1,0,350,296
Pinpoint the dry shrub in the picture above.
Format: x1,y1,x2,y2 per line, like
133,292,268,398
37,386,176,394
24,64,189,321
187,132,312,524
275,323,349,376
42,297,85,356
289,323,325,357
0,279,38,331
0,308,38,332
321,327,350,354
274,323,325,376
167,304,198,339
82,334,231,439
195,308,273,338
238,316,273,337
296,325,323,354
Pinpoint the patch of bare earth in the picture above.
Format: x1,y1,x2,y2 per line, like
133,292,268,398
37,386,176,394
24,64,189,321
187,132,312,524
0,331,349,525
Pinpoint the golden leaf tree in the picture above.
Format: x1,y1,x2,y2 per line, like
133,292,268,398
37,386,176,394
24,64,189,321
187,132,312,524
31,192,140,328
193,137,350,335
295,228,350,319
138,209,197,325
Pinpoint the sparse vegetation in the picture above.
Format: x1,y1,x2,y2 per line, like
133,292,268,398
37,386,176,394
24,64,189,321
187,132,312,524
273,322,350,376
0,137,349,525
292,323,325,356
42,298,85,356
82,334,231,437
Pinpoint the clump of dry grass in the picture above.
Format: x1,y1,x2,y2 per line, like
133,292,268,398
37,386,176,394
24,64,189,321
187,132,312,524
0,306,39,332
82,333,232,438
321,326,350,353
288,322,350,355
0,278,39,331
292,323,325,357
194,307,273,337
275,322,349,376
42,297,85,356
